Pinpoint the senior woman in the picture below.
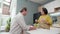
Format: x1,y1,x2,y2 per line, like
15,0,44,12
34,7,52,29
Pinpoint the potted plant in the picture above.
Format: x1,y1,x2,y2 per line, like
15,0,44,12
5,17,11,32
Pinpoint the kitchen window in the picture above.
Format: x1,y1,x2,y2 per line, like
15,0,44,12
0,0,11,31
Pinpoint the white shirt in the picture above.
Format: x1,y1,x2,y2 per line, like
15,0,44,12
9,13,29,34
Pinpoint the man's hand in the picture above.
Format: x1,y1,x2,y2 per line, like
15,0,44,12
29,26,36,31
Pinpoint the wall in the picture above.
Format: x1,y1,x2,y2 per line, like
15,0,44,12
17,0,40,25
10,0,17,20
43,0,60,24
43,0,60,13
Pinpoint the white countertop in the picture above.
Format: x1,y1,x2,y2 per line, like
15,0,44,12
0,32,9,34
27,27,60,34
1,24,60,34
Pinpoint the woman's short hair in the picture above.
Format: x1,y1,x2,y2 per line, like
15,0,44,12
42,8,48,14
20,7,27,12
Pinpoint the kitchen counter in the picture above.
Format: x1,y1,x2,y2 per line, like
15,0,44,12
27,27,60,34
1,24,60,34
0,27,60,34
0,32,9,34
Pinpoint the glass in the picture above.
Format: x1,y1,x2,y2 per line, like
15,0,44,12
4,0,11,3
0,3,1,8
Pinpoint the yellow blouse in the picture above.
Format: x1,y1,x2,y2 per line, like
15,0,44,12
38,15,52,26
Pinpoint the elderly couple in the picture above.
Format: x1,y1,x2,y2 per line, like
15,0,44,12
9,6,52,34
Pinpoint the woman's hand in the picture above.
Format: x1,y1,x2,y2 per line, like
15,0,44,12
40,18,46,23
40,18,50,25
35,19,38,23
